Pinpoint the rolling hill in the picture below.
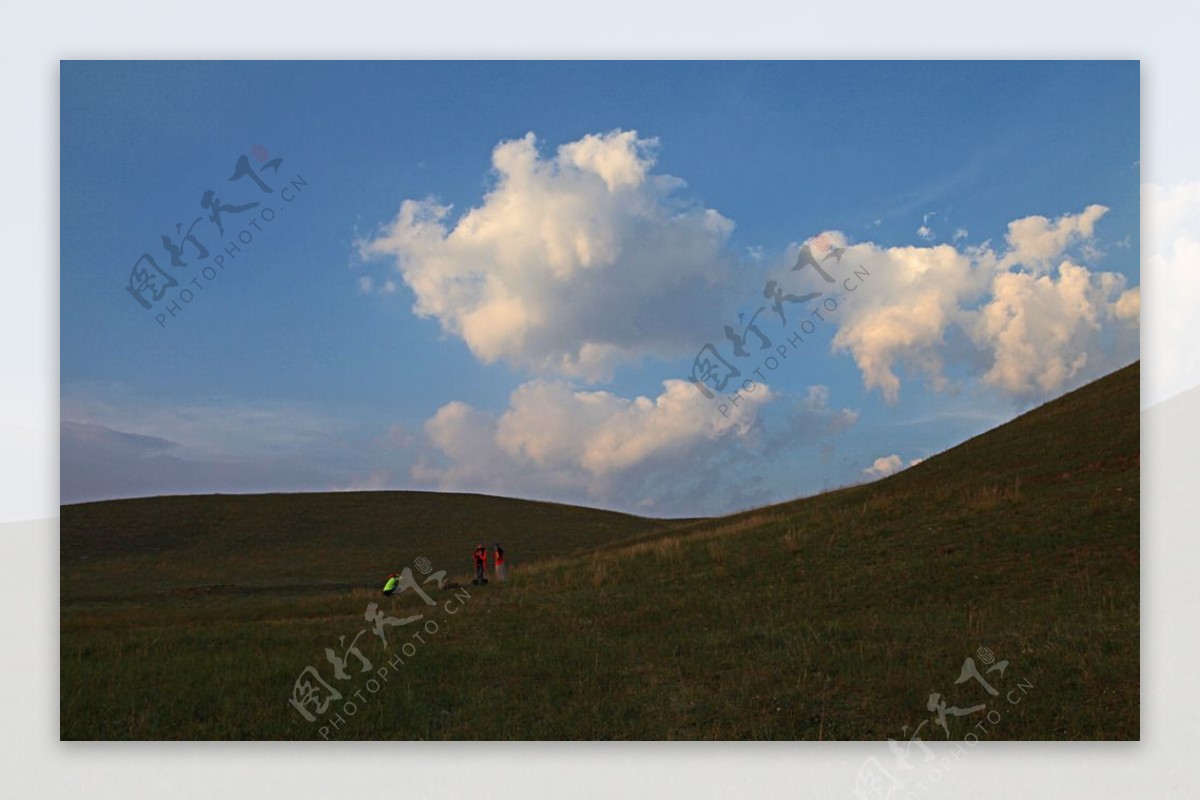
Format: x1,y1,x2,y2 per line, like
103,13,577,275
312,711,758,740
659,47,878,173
60,361,1139,740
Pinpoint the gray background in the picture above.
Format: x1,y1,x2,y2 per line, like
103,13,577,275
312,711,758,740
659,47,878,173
4,0,1193,796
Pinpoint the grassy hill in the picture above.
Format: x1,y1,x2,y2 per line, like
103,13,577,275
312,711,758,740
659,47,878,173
60,362,1139,740
61,491,675,598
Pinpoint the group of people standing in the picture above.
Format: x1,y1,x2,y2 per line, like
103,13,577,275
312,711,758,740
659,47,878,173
473,542,505,585
379,543,507,597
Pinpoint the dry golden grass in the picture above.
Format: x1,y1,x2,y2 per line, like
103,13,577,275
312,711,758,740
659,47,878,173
968,478,1023,510
781,527,804,553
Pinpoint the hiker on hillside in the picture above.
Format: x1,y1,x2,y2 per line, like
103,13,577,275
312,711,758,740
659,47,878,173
382,573,400,596
472,543,488,585
494,543,507,582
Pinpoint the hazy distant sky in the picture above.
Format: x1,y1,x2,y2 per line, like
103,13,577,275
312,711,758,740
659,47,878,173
60,60,1140,515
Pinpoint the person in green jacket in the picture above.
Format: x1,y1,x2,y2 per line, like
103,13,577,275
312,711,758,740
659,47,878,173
382,573,400,596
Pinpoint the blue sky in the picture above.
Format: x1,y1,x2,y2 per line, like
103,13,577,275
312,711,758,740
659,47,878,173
60,61,1140,516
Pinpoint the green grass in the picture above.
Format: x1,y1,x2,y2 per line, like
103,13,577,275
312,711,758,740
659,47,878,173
60,362,1139,740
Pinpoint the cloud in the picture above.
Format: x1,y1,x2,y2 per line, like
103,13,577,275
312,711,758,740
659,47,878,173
863,454,903,478
753,385,860,460
61,389,349,462
412,377,778,512
60,420,334,505
831,242,988,402
359,129,738,381
410,375,865,515
970,261,1137,396
862,453,924,479
1115,286,1140,320
829,205,1138,402
1000,204,1109,272
59,385,408,505
795,384,859,432
1143,181,1200,406
357,275,396,294
359,129,1137,406
917,211,937,241
61,420,174,459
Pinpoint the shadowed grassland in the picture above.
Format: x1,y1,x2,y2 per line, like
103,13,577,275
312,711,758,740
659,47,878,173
61,363,1139,740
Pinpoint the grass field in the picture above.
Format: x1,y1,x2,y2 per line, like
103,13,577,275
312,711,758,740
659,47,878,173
60,362,1139,740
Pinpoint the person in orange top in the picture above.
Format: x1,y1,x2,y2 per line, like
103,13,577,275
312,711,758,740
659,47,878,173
494,543,506,582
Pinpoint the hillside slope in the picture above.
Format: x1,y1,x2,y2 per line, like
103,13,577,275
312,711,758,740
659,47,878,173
387,362,1139,741
60,362,1139,740
61,491,678,599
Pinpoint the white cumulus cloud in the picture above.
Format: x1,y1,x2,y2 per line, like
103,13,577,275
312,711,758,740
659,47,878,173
1000,204,1109,273
970,261,1136,396
830,205,1138,402
863,454,903,478
413,378,776,509
359,130,1138,406
359,129,738,381
863,453,924,479
830,242,990,402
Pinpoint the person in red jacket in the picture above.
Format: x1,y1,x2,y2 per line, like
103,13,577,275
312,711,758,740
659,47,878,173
472,543,488,585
